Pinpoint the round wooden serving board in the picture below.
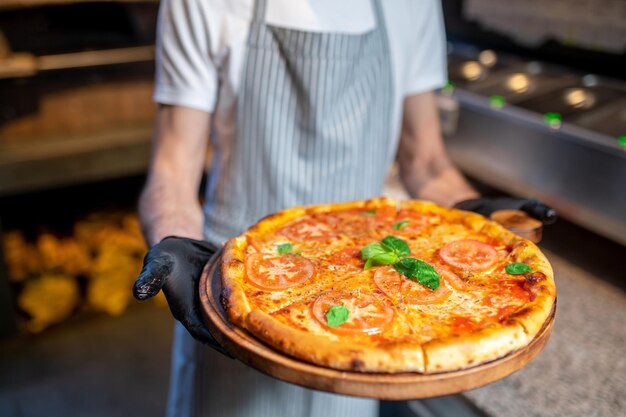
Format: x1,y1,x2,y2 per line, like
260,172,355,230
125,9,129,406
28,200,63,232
199,251,556,400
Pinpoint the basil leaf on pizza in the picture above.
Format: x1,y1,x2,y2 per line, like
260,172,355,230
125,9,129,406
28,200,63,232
361,236,411,270
394,258,440,290
277,243,293,254
326,305,350,327
362,210,376,217
392,220,409,230
505,262,532,275
381,236,410,258
361,242,391,260
364,252,399,270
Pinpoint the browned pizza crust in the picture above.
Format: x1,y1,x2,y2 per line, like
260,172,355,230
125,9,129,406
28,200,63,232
422,320,529,373
220,198,556,374
307,197,397,214
220,236,250,326
247,309,426,372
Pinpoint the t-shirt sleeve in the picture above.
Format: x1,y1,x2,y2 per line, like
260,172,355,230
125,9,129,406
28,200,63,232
403,0,448,96
153,0,219,112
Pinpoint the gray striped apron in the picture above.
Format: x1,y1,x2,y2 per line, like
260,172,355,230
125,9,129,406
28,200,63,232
168,0,393,416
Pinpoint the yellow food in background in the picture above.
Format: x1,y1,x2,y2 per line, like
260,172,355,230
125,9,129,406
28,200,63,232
3,231,41,282
87,272,133,317
17,274,79,333
3,211,155,333
37,233,92,275
88,245,143,316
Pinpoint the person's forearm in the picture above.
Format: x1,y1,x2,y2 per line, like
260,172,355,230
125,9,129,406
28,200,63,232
398,92,479,206
139,173,204,246
133,106,220,348
402,162,479,207
139,105,211,246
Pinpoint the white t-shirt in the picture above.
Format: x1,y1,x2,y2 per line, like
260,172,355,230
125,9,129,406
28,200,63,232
154,0,448,147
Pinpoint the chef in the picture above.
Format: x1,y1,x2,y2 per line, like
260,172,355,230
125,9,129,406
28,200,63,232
132,1,554,416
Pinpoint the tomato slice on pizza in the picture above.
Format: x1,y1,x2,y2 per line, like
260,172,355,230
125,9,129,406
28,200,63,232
323,207,396,235
433,264,470,291
278,207,397,242
438,239,498,272
245,253,315,291
311,290,394,335
278,216,337,241
373,266,452,305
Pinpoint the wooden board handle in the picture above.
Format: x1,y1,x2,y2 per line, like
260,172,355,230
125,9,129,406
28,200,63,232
490,210,543,243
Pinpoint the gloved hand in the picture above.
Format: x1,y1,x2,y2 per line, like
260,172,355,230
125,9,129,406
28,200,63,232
454,197,557,224
132,236,230,355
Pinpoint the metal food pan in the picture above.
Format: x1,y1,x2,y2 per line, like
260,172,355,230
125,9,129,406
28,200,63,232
447,54,516,89
447,49,579,104
466,62,580,104
571,98,626,138
517,78,626,121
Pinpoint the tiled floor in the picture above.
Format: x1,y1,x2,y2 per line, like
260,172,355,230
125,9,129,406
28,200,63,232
0,303,174,417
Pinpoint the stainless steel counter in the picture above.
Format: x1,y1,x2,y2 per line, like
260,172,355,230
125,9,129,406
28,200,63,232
440,48,626,247
442,89,626,246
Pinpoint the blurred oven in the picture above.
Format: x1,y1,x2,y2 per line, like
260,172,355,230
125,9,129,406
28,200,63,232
0,0,158,195
0,0,159,336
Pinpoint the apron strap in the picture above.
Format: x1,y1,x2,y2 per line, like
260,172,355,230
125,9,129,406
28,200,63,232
251,0,267,24
371,0,384,27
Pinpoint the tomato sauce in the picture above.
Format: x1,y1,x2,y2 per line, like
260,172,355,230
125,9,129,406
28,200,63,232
449,316,482,335
324,247,363,270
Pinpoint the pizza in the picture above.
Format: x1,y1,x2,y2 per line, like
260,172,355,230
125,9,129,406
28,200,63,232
220,198,556,373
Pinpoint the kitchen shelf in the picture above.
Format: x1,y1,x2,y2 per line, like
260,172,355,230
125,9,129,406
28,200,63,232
0,125,153,196
0,46,155,80
0,0,156,10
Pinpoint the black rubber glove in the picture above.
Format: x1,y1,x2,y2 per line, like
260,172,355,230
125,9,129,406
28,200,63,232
132,236,230,356
454,198,557,224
